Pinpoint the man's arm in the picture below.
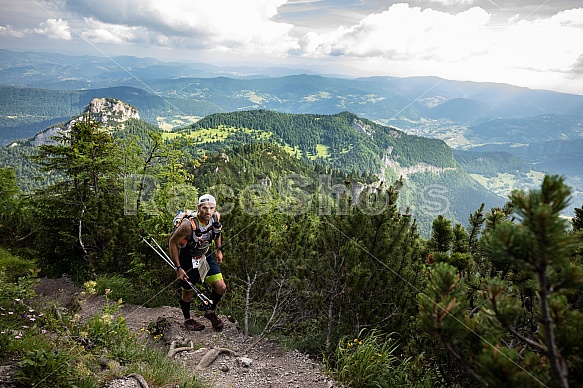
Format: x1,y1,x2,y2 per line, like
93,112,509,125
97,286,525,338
169,221,192,280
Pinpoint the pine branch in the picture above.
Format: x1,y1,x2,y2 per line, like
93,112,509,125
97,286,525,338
504,324,547,353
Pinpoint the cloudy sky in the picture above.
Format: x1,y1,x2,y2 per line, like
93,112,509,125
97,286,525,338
1,0,582,95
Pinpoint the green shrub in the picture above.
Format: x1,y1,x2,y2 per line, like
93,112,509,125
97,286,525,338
80,282,136,354
0,331,10,360
327,329,411,388
0,248,37,282
448,252,472,273
94,274,170,307
0,257,40,360
95,275,134,300
17,348,75,387
2,268,203,388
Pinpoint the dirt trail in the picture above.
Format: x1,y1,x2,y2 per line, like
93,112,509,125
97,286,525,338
26,277,339,388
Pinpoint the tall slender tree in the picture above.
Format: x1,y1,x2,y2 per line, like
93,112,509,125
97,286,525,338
30,117,127,275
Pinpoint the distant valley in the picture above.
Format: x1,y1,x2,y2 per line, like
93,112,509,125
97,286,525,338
1,49,582,220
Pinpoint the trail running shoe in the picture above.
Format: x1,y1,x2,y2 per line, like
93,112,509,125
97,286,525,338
184,318,205,331
204,310,224,331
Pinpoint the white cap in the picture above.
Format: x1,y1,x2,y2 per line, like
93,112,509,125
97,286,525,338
197,194,216,205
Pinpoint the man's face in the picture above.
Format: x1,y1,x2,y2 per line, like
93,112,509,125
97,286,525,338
197,203,216,222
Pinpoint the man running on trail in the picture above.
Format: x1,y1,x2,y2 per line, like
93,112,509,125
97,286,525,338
169,194,226,331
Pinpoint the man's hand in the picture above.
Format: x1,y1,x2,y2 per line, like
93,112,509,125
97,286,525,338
215,250,223,264
177,267,188,281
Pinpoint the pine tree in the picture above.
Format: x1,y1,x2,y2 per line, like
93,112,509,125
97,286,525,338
0,167,30,247
429,215,453,253
452,223,469,254
318,179,423,349
418,175,583,387
30,117,127,275
573,206,583,231
484,175,580,387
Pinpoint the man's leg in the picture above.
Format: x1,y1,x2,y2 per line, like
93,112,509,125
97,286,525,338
208,278,227,309
180,288,205,331
203,276,226,331
180,289,194,318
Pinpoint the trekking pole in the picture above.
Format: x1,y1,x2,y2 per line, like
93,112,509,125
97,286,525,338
148,235,176,267
140,235,174,267
139,235,213,309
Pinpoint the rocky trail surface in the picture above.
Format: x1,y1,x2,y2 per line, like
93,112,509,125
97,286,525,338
1,277,339,388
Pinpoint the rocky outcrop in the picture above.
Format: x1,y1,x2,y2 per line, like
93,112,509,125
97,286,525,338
30,98,139,146
84,98,140,125
381,146,456,179
382,155,456,178
30,126,64,147
351,118,374,136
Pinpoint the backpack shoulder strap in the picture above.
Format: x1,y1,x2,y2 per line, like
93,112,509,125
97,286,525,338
176,213,196,242
191,214,201,230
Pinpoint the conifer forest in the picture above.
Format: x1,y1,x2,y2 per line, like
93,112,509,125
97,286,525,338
1,112,582,388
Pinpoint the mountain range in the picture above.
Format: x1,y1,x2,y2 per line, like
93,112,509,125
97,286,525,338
1,49,582,220
2,96,505,235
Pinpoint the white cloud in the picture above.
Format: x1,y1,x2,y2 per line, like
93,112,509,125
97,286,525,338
154,0,298,55
487,8,583,73
301,4,491,62
573,53,583,74
0,25,28,38
427,0,476,5
299,4,583,85
64,0,300,56
2,0,581,93
81,18,150,45
552,7,583,27
508,14,520,23
33,18,71,40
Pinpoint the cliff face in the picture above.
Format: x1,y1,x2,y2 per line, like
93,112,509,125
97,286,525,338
30,98,139,146
84,98,140,125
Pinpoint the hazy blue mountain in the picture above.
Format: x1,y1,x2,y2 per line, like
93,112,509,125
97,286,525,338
466,114,583,143
348,75,583,119
0,85,225,145
472,138,583,168
3,73,583,147
2,50,583,123
453,150,531,177
468,139,583,212
426,98,496,122
0,49,317,89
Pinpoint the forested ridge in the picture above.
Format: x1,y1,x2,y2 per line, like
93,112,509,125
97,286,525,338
1,106,582,387
188,109,455,171
178,109,500,231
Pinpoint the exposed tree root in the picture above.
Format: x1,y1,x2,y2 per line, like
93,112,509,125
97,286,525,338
167,340,194,358
127,373,149,388
195,348,239,371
